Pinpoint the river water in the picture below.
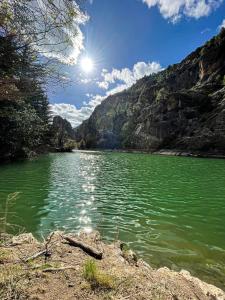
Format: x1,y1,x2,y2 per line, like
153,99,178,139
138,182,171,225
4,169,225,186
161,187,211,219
0,151,225,288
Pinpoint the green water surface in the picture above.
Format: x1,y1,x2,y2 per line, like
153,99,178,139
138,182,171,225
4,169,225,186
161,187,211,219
0,151,225,288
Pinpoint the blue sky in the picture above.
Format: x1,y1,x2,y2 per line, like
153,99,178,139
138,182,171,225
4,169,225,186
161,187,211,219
49,0,225,127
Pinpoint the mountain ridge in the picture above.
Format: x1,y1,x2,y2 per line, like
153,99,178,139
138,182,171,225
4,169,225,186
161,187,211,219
75,29,225,154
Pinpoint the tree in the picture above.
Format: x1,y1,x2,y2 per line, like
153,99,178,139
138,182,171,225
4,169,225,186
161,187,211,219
0,34,49,160
0,1,86,161
0,0,87,64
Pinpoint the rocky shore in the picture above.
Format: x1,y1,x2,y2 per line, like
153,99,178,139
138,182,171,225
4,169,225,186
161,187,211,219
77,148,225,159
153,149,225,159
0,231,224,300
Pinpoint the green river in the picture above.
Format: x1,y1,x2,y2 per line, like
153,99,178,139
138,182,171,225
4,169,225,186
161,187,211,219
0,151,225,288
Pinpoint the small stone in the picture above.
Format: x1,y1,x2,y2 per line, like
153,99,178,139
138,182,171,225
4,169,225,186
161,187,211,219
68,283,75,287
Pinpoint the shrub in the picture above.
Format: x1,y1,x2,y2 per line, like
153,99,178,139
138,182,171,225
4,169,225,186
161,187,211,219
83,259,97,281
83,259,115,289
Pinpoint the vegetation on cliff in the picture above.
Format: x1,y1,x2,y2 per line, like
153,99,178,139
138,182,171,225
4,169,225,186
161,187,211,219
75,29,225,154
51,116,77,152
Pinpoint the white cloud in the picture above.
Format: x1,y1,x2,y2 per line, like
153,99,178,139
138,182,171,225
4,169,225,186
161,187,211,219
201,27,211,34
49,103,92,128
106,84,129,96
98,61,162,92
88,95,106,108
50,61,163,127
143,0,223,22
60,76,71,82
49,94,105,128
97,81,109,89
219,19,225,29
80,78,92,84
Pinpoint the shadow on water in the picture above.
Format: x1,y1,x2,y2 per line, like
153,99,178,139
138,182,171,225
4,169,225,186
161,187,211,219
0,155,52,235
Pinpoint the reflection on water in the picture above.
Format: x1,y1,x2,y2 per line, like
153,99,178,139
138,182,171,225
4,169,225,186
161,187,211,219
0,156,52,234
39,152,102,234
0,151,225,289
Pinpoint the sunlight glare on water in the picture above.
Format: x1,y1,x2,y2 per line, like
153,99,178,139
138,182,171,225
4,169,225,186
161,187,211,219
0,151,225,289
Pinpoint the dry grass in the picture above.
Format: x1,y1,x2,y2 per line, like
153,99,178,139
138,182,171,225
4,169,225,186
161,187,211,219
0,248,11,263
0,264,26,300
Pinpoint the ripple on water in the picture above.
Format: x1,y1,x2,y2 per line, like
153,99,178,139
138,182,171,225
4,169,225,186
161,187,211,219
0,152,225,289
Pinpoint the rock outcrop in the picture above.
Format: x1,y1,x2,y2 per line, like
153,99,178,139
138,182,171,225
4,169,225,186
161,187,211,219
51,116,77,151
75,29,225,154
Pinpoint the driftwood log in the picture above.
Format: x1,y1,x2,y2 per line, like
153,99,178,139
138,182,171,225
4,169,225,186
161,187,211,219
24,250,50,262
42,266,78,272
63,236,103,260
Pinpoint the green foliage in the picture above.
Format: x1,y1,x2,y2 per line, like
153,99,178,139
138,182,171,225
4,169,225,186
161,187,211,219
83,259,97,281
0,0,86,161
0,103,48,159
0,33,50,161
83,259,115,289
155,87,168,102
0,0,87,64
63,139,77,151
50,116,77,151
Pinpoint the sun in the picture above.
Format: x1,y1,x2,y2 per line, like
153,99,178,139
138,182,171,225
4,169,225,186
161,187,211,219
80,57,94,73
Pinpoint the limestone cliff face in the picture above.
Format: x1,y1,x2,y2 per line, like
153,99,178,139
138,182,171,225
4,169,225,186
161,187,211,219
51,116,76,151
75,29,225,153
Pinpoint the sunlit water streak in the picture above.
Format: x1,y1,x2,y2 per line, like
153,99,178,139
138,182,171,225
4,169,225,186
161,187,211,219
0,151,225,289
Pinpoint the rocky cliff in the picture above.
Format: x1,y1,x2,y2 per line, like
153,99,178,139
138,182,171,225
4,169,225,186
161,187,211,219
51,116,77,151
75,29,225,154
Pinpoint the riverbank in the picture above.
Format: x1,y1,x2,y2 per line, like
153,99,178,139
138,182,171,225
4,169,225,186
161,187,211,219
0,231,224,300
76,148,225,159
1,147,225,165
153,149,225,159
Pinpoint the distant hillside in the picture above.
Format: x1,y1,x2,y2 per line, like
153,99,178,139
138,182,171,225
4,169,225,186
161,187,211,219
51,116,77,151
75,29,225,154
